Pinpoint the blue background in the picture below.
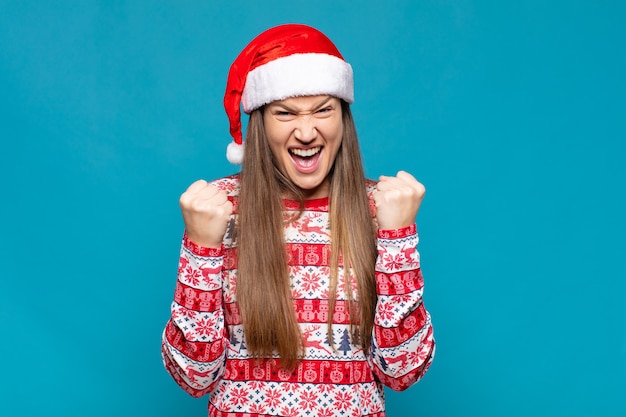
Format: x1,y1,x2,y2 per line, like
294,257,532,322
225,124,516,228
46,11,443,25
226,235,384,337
1,1,624,416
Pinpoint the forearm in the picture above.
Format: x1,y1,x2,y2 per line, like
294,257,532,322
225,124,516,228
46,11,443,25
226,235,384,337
370,224,436,391
161,233,228,397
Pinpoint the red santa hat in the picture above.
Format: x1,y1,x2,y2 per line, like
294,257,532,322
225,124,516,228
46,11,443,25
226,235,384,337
223,24,354,164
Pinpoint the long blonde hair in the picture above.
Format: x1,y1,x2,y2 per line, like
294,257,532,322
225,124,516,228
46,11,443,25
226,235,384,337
236,101,377,370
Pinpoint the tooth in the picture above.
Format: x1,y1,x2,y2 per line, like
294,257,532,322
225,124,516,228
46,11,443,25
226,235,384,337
292,147,320,157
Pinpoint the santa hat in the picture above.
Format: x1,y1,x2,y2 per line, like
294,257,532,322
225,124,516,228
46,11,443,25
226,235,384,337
223,24,354,164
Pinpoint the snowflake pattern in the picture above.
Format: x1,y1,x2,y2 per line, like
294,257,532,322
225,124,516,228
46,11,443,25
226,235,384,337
300,270,322,293
195,317,218,338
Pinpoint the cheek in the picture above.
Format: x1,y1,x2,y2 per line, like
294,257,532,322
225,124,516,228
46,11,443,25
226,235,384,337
264,125,287,152
266,140,285,165
326,124,344,151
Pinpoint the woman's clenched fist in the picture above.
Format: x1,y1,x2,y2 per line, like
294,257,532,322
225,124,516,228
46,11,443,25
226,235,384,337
374,171,425,230
179,180,233,248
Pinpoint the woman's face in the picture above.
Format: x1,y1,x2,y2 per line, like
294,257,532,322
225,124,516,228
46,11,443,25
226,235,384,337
263,95,343,199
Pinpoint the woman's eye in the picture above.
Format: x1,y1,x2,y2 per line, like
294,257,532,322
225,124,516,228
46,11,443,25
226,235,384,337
274,110,295,120
317,107,331,113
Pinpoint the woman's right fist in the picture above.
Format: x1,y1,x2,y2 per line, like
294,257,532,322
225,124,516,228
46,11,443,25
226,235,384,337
179,180,233,248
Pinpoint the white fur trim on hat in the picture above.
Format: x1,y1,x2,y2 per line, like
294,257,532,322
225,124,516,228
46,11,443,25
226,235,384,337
226,140,244,165
242,53,354,113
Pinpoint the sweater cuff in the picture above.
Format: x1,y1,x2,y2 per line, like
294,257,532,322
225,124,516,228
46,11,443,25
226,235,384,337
378,223,417,239
183,231,224,257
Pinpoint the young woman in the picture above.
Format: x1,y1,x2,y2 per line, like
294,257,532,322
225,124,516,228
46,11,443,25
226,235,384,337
162,24,435,417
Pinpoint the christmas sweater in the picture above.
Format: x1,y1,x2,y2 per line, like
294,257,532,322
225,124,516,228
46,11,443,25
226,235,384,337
161,175,435,417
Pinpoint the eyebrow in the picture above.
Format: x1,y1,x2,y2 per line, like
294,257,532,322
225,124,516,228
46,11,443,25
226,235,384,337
272,97,334,113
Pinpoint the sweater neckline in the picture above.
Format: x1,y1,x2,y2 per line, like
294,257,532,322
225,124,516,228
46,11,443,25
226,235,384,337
282,196,330,211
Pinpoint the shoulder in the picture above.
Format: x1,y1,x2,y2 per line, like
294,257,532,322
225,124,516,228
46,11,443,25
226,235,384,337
208,174,240,197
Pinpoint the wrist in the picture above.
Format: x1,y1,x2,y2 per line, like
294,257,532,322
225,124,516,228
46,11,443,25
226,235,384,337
183,232,224,256
377,223,417,239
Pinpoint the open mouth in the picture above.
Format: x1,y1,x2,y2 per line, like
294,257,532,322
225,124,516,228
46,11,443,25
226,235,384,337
289,146,322,172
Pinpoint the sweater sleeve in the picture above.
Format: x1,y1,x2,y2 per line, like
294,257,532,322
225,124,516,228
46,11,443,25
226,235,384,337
369,224,435,391
161,233,229,397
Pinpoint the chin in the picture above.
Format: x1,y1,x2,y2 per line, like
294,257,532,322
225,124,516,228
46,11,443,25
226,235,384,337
295,180,328,198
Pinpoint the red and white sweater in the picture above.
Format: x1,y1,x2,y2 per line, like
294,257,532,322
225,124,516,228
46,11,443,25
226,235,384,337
161,175,435,417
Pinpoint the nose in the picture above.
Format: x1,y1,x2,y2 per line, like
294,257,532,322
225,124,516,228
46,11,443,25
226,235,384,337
294,115,317,143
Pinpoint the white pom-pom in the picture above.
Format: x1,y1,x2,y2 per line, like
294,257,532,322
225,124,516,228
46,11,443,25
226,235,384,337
226,141,244,165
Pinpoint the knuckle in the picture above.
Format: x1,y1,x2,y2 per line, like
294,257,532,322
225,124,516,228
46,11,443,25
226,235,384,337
179,193,192,207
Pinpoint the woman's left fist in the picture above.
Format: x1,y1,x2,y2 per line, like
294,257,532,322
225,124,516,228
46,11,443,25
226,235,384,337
374,170,425,230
